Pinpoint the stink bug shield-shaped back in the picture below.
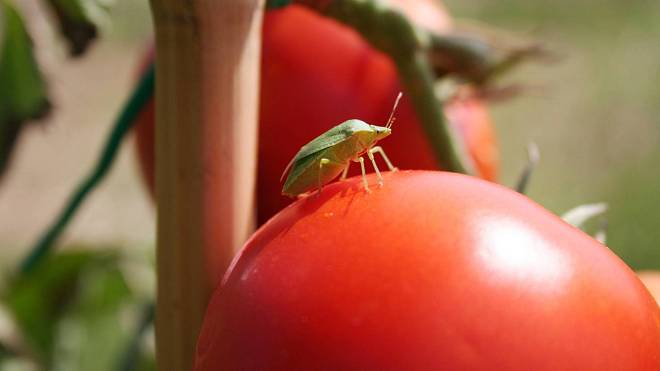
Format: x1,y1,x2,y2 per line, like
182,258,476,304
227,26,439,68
281,94,402,197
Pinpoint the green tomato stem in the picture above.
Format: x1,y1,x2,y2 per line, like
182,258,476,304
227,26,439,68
18,63,155,275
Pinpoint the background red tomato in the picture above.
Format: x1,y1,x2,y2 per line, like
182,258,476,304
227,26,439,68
133,0,499,225
194,171,660,371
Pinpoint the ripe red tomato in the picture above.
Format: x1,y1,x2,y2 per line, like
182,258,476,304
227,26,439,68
132,1,499,224
134,97,155,194
195,171,660,371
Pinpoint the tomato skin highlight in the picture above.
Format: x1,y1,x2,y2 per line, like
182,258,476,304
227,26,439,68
133,1,499,224
195,171,660,371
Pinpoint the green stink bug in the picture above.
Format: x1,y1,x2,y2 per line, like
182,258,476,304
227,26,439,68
281,93,402,197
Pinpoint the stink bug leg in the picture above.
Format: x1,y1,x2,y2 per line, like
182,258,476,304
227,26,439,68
354,156,370,193
367,150,384,187
369,146,398,172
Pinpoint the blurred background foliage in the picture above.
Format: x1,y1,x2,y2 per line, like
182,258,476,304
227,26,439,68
0,0,658,368
1,0,658,268
446,0,660,269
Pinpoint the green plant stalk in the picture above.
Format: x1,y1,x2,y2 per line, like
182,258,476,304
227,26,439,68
295,0,471,174
19,63,155,275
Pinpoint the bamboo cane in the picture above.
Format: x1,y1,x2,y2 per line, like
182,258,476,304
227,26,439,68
149,0,264,369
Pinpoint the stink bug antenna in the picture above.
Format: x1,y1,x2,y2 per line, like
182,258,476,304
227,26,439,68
386,92,403,129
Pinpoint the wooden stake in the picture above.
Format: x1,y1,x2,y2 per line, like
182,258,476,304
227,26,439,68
150,1,263,370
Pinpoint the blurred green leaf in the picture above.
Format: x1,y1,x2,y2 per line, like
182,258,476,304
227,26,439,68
602,151,660,270
135,355,156,371
116,302,154,371
52,256,134,371
120,338,155,371
4,251,94,367
0,357,38,371
0,0,51,179
40,0,108,56
0,340,14,360
3,250,131,369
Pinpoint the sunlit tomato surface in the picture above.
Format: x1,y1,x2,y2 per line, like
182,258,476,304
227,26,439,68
195,171,660,371
132,1,499,224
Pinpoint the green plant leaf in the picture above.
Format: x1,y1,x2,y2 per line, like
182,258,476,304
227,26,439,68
0,340,15,360
3,250,124,368
116,302,155,371
52,256,135,371
135,354,156,371
0,0,50,179
4,251,94,366
40,0,108,56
